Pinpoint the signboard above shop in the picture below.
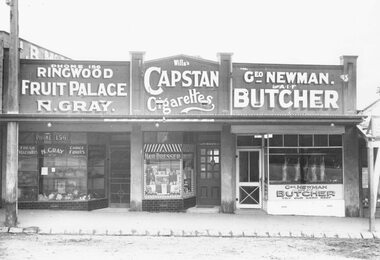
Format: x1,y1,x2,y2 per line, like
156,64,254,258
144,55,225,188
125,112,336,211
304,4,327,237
20,60,130,115
142,55,220,115
233,64,345,115
16,55,356,118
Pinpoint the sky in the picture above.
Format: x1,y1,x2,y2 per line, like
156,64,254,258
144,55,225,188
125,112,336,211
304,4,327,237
0,0,379,109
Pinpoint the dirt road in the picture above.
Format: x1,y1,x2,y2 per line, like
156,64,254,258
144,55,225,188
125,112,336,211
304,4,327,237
0,234,379,260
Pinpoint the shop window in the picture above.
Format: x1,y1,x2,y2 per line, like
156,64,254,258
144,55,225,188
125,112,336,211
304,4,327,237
314,135,328,147
144,143,195,198
284,135,298,147
299,135,313,147
19,132,35,144
270,135,283,147
329,135,342,146
237,136,262,147
144,153,182,197
269,145,342,184
39,144,88,201
18,145,38,201
18,132,109,202
144,132,157,143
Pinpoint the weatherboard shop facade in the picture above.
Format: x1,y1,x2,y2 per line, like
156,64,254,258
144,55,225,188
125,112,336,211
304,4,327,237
2,53,362,217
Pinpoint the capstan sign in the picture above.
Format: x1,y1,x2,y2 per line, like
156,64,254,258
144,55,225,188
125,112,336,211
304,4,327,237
233,64,344,115
20,60,130,114
143,56,219,115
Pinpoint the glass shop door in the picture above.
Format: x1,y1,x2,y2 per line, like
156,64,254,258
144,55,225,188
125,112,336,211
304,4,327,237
109,145,130,208
236,149,262,209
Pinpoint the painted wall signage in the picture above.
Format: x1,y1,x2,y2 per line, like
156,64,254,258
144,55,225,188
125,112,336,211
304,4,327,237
0,31,70,60
18,145,38,156
37,145,87,157
143,56,219,115
268,184,343,200
233,64,344,114
35,133,70,143
20,60,130,115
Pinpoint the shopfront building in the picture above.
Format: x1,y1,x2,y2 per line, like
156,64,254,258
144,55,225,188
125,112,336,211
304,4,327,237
0,52,363,217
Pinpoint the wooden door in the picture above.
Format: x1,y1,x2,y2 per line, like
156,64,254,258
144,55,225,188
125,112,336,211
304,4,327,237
197,146,221,206
109,145,130,207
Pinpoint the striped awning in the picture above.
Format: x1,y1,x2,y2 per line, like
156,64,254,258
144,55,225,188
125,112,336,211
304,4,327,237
144,144,183,153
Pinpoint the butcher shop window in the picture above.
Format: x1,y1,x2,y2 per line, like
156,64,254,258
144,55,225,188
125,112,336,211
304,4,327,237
268,134,343,184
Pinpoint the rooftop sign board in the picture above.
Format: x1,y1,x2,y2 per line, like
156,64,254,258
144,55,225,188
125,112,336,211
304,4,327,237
0,31,70,60
142,55,219,115
20,60,130,115
233,64,345,115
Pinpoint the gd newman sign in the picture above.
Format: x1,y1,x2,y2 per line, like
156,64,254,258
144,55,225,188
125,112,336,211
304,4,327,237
233,64,344,115
143,56,219,115
269,184,343,200
20,60,130,114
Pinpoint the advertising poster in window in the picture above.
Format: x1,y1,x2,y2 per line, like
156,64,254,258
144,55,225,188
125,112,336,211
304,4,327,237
268,184,343,200
142,55,220,115
144,143,183,197
232,64,345,115
20,60,130,115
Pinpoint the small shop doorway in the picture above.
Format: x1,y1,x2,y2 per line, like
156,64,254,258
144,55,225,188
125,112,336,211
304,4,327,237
109,145,130,207
197,145,221,206
236,149,262,208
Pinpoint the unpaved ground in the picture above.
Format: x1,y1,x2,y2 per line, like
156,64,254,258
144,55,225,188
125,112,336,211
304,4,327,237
0,234,379,260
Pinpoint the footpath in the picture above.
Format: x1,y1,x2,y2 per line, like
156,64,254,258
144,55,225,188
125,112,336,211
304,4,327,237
0,208,379,239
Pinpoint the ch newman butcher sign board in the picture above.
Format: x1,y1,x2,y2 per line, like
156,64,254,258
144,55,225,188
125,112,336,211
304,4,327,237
143,55,219,115
20,60,130,115
233,64,345,115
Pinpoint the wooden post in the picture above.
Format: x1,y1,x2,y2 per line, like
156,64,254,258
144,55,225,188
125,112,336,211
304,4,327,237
5,122,18,226
0,39,3,113
7,0,19,114
368,142,375,232
5,0,20,227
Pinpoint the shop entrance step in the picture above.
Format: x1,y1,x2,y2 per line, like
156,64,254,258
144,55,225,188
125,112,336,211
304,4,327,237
186,206,220,214
234,208,268,215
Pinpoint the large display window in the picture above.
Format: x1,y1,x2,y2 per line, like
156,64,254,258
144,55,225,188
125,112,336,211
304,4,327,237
267,134,343,184
18,132,107,202
143,132,195,199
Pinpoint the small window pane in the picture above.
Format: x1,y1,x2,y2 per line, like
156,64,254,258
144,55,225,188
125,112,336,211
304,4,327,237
214,157,219,163
239,152,248,182
284,135,298,146
70,133,87,144
19,133,35,144
314,135,328,147
299,135,313,147
329,135,342,146
237,136,262,146
269,135,283,147
144,132,157,143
